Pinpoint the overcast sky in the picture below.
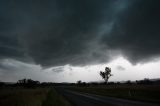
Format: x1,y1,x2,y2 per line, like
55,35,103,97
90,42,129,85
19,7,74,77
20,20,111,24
0,0,160,82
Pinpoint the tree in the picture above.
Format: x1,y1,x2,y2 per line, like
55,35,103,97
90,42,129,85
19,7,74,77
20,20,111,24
17,78,40,88
77,80,82,85
100,67,113,83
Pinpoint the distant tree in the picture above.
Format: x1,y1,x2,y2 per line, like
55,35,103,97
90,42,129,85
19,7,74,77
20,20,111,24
77,80,82,85
0,81,5,87
136,78,152,85
100,67,113,83
107,81,115,85
143,78,152,84
126,80,132,85
82,82,87,86
17,78,40,88
17,78,27,84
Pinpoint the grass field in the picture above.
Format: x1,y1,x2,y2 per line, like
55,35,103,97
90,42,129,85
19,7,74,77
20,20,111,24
42,88,71,106
1,85,159,105
0,88,48,106
66,85,160,103
0,87,71,106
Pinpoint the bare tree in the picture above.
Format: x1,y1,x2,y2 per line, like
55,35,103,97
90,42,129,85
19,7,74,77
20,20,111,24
100,67,113,83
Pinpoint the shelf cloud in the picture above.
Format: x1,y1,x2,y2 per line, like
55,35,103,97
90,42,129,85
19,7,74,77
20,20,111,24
0,0,160,68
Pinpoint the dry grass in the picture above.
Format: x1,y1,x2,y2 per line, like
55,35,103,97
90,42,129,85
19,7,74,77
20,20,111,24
0,87,71,106
0,88,48,106
42,88,71,106
67,85,160,103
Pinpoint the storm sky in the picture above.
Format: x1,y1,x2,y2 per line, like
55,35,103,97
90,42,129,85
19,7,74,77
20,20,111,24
0,0,160,82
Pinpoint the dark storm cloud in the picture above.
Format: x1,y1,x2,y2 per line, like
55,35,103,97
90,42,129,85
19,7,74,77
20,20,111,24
102,0,160,64
0,0,160,67
10,0,118,66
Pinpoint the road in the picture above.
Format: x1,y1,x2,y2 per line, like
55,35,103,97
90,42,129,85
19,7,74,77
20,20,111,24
56,87,160,106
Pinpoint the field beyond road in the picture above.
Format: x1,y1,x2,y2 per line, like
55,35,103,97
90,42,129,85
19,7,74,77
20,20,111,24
62,84,160,103
56,86,160,106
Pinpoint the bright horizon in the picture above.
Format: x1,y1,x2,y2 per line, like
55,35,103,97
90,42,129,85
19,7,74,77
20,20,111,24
1,56,160,83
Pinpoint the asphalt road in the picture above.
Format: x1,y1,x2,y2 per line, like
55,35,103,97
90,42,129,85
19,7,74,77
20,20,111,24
56,87,160,106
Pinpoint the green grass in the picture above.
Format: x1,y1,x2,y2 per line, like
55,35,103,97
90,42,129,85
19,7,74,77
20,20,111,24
0,88,48,106
66,85,160,103
42,88,71,106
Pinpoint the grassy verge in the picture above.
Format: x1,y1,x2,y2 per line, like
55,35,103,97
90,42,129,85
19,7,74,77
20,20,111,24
42,88,71,106
0,88,48,106
0,87,72,106
67,85,160,103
